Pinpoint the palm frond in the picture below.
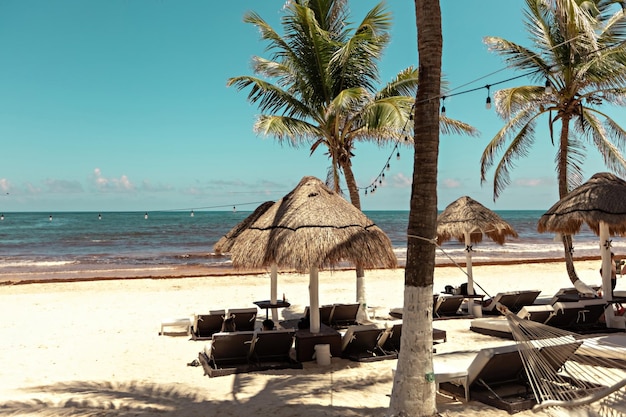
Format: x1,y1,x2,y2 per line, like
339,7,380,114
491,121,537,199
254,115,322,146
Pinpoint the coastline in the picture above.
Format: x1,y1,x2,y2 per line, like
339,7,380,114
0,254,604,286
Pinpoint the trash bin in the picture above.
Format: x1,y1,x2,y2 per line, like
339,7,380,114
313,344,331,366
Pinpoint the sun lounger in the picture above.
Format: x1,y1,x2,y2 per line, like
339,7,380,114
330,303,360,327
340,324,393,362
192,309,226,340
516,304,555,323
434,294,465,317
381,320,447,354
227,307,258,331
303,305,335,326
548,286,601,304
249,329,296,365
198,329,302,377
203,331,255,371
438,344,534,412
482,290,541,315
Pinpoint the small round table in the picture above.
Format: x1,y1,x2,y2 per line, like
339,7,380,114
253,300,291,319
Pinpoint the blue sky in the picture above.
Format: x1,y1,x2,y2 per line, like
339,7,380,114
0,0,622,212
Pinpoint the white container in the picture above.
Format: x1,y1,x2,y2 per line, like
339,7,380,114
314,344,331,366
471,302,483,318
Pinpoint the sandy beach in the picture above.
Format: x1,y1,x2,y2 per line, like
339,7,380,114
0,259,619,416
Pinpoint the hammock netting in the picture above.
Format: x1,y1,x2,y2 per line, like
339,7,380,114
505,311,626,416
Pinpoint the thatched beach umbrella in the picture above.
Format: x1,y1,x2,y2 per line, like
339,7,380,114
228,176,397,333
538,172,626,328
214,201,283,320
436,196,518,298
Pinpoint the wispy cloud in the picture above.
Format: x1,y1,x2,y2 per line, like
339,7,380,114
513,177,551,187
43,178,83,193
440,178,462,189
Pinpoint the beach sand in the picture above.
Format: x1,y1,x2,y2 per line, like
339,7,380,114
0,260,617,416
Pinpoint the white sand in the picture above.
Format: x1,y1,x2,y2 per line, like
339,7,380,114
0,260,617,416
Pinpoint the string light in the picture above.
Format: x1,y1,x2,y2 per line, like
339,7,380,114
359,36,615,199
545,78,553,94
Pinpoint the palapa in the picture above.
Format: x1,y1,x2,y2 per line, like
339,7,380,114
214,201,274,254
538,172,626,329
437,196,518,246
228,176,397,333
436,196,518,299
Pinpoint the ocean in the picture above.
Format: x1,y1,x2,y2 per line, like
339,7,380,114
0,210,622,282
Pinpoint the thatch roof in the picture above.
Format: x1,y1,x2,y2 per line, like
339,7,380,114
228,176,397,273
537,172,626,236
436,196,518,245
214,201,274,254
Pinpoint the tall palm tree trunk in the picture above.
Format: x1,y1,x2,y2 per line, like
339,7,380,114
558,115,580,285
389,0,441,415
341,159,368,321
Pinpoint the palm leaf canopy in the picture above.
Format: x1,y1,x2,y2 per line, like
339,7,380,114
538,172,626,236
214,201,275,254
228,176,397,272
436,196,518,245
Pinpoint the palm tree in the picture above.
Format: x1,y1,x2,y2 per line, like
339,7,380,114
228,0,476,309
389,1,441,415
480,0,626,286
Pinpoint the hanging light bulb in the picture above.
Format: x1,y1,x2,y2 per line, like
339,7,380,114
485,85,492,110
1,214,4,221
386,163,390,171
440,97,446,116
365,189,368,195
144,212,148,220
396,151,400,160
545,78,552,95
190,210,194,217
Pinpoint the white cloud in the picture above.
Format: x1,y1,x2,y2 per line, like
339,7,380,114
92,168,135,192
0,178,10,193
391,172,412,188
441,178,462,189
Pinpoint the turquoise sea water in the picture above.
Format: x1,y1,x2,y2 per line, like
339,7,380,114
0,210,622,282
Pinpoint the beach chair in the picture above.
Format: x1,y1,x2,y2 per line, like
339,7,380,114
434,294,464,318
438,344,535,412
482,290,541,315
340,324,391,362
381,321,447,354
204,331,255,369
303,305,335,326
545,301,590,329
248,329,296,365
227,307,258,331
192,309,226,339
516,304,555,323
329,303,360,327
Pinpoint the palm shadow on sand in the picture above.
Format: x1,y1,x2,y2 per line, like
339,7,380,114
0,363,391,417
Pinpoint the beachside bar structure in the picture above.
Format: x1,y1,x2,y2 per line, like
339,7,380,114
227,176,397,333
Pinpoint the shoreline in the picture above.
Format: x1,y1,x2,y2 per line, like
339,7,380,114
0,254,603,286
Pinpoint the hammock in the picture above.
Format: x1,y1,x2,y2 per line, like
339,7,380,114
505,311,626,416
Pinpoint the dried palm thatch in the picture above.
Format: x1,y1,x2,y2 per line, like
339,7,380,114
214,201,274,254
538,172,626,329
436,196,518,245
229,176,397,273
537,172,626,236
